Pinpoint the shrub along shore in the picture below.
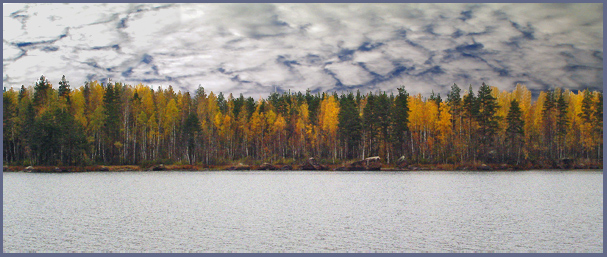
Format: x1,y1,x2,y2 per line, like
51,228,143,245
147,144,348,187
3,158,602,173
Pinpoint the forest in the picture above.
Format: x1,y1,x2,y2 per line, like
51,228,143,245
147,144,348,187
2,75,603,169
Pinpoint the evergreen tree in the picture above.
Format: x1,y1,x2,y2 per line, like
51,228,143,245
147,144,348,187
506,99,524,164
23,102,36,164
14,86,30,163
56,108,87,165
233,93,245,119
429,90,442,104
32,110,61,164
305,89,321,126
476,82,500,161
593,92,603,128
195,85,206,98
462,85,478,120
183,112,201,164
337,92,361,159
506,100,524,135
447,84,462,129
217,92,227,114
245,96,256,119
375,92,392,144
83,82,91,111
462,85,478,161
33,75,50,110
3,93,15,163
58,75,71,100
103,83,121,164
476,83,500,137
18,85,27,101
362,93,377,157
446,84,463,161
593,92,603,130
580,89,593,123
429,90,442,118
391,87,410,159
555,91,568,158
593,92,603,160
541,90,557,160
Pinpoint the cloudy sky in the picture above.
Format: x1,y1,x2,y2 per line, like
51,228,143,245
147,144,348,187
3,3,603,98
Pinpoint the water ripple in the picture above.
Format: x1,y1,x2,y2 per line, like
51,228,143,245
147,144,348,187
3,171,603,253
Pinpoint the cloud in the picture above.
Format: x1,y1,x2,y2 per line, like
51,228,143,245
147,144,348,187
2,3,603,98
325,62,374,86
353,51,394,77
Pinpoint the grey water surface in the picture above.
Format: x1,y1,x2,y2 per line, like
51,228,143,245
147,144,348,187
3,170,603,252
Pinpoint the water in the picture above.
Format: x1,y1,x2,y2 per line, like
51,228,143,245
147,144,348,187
3,170,603,253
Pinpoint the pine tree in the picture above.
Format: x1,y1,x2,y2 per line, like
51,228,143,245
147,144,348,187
183,112,201,164
245,96,256,119
462,85,478,121
578,89,597,158
506,99,524,164
429,90,442,116
540,90,557,160
446,84,463,162
18,85,27,101
233,93,244,118
217,92,227,114
305,89,321,126
362,93,377,158
338,92,362,160
579,89,594,123
429,90,442,105
462,85,478,161
555,91,568,159
56,108,87,165
33,75,51,111
3,92,16,163
477,83,499,137
593,92,603,128
593,92,603,160
103,83,121,164
447,84,462,129
593,92,603,129
375,92,392,162
476,82,500,162
58,75,71,100
391,87,409,160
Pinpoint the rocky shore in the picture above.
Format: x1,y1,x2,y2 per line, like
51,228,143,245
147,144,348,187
3,158,602,173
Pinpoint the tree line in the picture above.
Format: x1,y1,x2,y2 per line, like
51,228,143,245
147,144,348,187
3,75,603,167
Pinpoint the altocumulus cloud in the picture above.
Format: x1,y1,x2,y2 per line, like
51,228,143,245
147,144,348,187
2,3,603,97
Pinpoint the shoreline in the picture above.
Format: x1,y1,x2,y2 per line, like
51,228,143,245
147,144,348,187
2,163,603,173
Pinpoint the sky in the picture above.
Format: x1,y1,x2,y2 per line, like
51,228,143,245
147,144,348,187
2,3,603,98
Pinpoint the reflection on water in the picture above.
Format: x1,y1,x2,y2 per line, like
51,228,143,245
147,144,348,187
3,171,603,252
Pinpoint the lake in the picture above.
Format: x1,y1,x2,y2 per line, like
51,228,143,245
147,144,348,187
2,170,603,253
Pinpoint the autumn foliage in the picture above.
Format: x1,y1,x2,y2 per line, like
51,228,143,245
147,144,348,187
3,76,603,168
